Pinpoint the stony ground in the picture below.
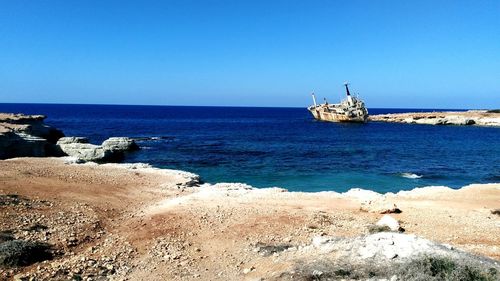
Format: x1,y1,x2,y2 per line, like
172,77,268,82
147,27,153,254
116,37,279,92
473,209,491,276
369,110,500,126
0,158,499,280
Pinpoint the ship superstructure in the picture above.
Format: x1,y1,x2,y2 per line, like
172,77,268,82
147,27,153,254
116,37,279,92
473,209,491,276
307,83,368,123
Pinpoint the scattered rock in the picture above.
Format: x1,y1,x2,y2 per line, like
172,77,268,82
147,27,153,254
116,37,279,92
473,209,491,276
242,266,255,274
361,200,402,214
254,243,292,256
269,232,500,280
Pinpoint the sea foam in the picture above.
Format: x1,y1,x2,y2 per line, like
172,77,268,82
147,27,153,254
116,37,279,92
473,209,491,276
400,173,423,179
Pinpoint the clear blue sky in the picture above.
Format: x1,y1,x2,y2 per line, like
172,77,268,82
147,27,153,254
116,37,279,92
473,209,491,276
1,0,499,108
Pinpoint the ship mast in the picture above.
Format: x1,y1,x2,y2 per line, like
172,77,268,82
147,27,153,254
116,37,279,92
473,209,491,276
311,93,317,107
344,82,351,96
344,82,353,105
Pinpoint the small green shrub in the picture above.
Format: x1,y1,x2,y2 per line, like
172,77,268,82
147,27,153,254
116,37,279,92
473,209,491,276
368,225,391,234
333,268,350,277
398,256,499,281
428,256,456,277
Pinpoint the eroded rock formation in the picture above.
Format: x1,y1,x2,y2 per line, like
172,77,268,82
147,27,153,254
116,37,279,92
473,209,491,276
0,113,64,159
0,113,138,162
57,137,138,162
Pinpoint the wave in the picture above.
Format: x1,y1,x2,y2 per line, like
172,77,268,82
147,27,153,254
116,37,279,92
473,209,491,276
400,172,423,179
132,136,175,142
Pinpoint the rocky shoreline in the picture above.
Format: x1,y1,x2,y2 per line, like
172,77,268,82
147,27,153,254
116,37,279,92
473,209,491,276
1,158,499,280
369,110,500,126
0,113,139,162
2,111,498,163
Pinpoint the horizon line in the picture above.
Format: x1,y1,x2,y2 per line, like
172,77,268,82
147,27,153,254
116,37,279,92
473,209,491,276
0,102,490,111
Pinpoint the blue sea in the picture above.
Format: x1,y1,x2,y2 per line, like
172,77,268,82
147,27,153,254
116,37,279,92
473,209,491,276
1,103,499,193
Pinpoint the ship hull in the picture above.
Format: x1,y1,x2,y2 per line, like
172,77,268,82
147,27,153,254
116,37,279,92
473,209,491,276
308,108,368,123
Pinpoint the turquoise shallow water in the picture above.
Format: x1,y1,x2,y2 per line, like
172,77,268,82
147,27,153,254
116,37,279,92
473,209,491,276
1,104,499,193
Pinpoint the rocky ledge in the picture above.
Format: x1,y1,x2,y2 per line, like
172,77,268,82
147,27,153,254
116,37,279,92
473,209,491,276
0,113,64,159
0,113,138,162
369,110,500,127
56,137,139,162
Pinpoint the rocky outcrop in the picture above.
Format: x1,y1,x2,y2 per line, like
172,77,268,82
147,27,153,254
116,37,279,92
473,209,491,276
285,233,500,280
0,113,64,159
102,137,139,152
369,111,500,127
0,113,139,162
55,137,89,144
56,137,139,163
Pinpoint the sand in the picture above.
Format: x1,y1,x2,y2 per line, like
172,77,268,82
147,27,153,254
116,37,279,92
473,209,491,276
1,157,499,280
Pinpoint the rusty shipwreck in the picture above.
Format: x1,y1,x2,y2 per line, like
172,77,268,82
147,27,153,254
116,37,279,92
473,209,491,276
308,83,369,123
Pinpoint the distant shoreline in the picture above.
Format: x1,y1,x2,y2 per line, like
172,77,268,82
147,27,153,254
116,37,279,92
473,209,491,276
0,102,488,111
369,110,500,127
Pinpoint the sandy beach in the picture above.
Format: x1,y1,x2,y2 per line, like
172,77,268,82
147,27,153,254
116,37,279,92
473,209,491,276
1,157,499,280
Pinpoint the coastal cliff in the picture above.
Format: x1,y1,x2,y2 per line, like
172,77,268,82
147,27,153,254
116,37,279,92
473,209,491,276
369,110,500,126
0,113,64,159
0,113,138,162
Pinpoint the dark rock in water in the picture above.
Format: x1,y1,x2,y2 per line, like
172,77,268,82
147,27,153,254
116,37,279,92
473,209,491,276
0,240,53,268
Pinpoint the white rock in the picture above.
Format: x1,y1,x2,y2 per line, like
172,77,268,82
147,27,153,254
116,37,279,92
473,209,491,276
376,215,400,231
101,137,138,151
56,137,89,144
243,266,255,274
312,236,330,248
342,188,383,202
57,142,112,162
